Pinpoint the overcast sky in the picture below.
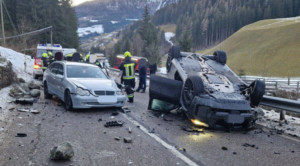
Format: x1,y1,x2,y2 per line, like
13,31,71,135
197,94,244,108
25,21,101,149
72,0,93,6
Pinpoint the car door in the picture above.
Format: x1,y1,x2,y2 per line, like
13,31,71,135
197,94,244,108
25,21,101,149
47,63,59,95
148,75,183,112
53,63,65,100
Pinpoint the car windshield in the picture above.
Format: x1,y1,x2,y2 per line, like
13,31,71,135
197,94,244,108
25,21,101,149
67,65,107,78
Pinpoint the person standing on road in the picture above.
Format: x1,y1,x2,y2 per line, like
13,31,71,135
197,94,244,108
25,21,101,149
136,58,147,93
149,63,157,75
119,51,137,103
41,53,48,72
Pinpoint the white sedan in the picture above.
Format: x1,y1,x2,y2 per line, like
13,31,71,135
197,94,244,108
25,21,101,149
43,61,126,110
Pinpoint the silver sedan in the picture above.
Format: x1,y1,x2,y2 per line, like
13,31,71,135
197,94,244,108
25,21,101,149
43,61,126,110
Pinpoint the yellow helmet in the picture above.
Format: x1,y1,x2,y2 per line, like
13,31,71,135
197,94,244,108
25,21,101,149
42,53,48,58
124,51,131,58
48,51,53,56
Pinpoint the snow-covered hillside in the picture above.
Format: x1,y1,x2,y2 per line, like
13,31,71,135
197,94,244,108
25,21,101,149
0,46,34,82
0,47,34,121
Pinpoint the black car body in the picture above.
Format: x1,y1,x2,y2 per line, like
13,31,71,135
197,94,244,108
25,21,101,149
148,46,265,128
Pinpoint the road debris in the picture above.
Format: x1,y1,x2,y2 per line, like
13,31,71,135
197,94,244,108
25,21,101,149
15,98,35,105
114,137,121,141
149,128,155,133
181,126,204,133
16,133,27,137
98,118,102,122
123,137,132,143
17,108,40,114
222,146,228,150
104,121,124,127
233,152,237,155
128,127,132,134
111,112,119,116
121,107,130,113
50,142,74,160
242,143,256,148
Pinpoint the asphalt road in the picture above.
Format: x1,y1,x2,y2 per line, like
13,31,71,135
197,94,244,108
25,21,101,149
0,76,299,166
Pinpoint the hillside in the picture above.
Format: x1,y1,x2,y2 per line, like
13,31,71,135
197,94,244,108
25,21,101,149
199,16,300,77
152,0,300,49
75,0,178,40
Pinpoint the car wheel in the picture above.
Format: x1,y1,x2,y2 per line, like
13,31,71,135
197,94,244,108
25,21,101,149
249,80,265,107
182,75,204,110
166,56,172,72
213,50,227,65
44,82,52,99
166,46,181,72
64,90,73,111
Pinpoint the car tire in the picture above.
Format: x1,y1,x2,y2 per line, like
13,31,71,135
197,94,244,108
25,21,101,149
213,50,227,65
44,82,52,99
166,46,181,72
64,90,73,111
249,80,265,107
181,75,204,110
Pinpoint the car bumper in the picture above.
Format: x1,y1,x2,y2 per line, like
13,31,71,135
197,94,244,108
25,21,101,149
71,94,126,109
33,69,43,76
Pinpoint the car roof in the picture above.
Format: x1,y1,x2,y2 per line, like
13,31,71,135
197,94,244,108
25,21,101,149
53,61,98,67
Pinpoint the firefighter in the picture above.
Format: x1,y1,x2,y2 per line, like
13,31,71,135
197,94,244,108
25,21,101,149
119,51,137,103
41,53,48,72
66,53,73,61
95,59,103,68
48,51,55,64
85,52,90,63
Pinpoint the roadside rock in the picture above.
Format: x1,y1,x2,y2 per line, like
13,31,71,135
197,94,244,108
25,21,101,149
50,142,74,160
30,89,40,97
28,81,40,90
123,137,132,143
0,59,17,90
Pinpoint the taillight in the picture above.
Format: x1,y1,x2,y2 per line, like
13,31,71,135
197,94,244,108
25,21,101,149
34,58,42,69
34,65,40,69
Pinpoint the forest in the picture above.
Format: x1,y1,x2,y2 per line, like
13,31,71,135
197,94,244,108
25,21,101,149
152,0,300,49
1,0,79,49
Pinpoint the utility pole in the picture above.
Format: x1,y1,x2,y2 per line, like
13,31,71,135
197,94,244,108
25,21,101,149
0,0,5,45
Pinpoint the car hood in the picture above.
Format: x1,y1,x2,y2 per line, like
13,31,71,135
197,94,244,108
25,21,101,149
68,78,117,91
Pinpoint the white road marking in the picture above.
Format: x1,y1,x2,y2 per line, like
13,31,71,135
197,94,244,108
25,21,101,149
121,113,201,166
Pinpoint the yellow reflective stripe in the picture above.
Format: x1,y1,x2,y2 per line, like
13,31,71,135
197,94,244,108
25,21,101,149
128,94,134,98
123,76,135,80
123,63,135,77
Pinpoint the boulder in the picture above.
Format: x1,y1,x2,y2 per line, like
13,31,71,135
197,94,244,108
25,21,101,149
28,81,40,90
50,142,74,160
30,89,40,97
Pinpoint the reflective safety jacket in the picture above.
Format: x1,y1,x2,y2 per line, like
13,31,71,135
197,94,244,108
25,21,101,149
119,60,137,80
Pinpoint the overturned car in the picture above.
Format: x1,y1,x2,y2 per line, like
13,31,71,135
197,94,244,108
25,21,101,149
148,46,265,129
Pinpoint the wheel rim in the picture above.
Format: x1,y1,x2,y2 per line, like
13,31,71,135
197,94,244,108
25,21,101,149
183,79,194,107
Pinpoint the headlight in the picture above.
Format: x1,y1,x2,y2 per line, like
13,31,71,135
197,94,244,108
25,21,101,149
76,87,90,96
116,90,123,95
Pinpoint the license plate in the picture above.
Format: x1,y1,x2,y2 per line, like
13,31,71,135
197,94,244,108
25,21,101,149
98,97,117,104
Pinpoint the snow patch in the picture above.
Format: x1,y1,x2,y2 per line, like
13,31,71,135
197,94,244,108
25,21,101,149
165,32,175,45
126,18,139,21
0,46,35,121
111,21,119,24
90,19,99,23
78,24,104,37
257,109,300,137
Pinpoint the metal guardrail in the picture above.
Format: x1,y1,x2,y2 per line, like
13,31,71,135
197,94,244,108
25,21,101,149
260,96,300,114
109,68,300,114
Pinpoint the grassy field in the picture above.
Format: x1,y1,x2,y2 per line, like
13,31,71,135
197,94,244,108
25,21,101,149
198,16,300,77
158,24,176,33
